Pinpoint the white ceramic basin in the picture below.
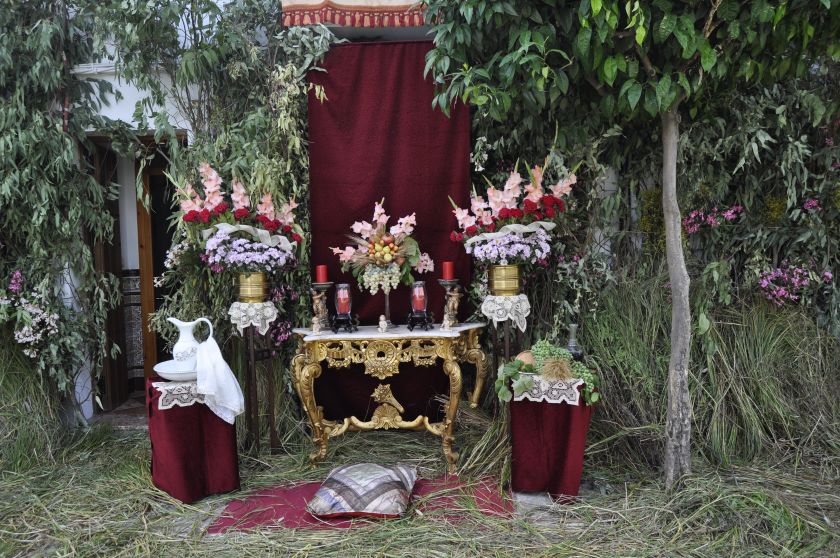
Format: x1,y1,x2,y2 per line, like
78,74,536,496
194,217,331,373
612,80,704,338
153,359,197,382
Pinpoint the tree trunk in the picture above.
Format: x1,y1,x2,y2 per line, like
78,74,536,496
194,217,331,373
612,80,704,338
661,107,692,490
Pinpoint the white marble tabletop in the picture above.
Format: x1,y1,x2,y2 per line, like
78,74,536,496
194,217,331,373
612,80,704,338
292,322,485,343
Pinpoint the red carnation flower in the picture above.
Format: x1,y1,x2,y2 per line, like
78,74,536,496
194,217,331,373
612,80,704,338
557,199,566,213
283,225,292,234
485,223,496,232
212,202,229,216
183,210,197,223
540,195,557,208
292,232,303,243
465,225,478,235
256,214,268,224
523,199,539,213
544,206,556,218
509,208,524,219
233,208,249,220
498,208,511,219
198,209,211,223
534,212,544,220
450,231,463,242
263,219,280,232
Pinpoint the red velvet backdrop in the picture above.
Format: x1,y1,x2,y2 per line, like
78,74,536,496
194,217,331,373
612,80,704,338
308,41,472,421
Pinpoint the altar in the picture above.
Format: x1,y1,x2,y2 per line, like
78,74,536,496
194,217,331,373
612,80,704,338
291,323,488,472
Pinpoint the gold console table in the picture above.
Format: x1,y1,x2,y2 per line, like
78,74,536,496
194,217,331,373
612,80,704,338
291,323,488,473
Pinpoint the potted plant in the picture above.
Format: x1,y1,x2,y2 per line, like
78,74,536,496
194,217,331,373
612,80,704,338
175,162,303,302
330,199,434,322
449,162,575,295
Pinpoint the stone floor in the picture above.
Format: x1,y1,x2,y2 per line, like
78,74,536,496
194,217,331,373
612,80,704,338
91,391,148,430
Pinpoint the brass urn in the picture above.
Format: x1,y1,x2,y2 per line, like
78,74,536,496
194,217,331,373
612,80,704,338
488,264,521,296
238,272,267,303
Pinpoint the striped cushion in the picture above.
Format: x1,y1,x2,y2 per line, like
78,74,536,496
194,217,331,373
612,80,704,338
306,463,417,518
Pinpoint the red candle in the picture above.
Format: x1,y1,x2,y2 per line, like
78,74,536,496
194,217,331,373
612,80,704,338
315,265,328,283
411,282,427,313
336,287,351,314
442,261,455,280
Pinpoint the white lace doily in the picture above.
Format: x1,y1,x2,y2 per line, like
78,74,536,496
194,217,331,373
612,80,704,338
514,375,584,406
152,381,205,410
228,302,279,335
480,294,531,332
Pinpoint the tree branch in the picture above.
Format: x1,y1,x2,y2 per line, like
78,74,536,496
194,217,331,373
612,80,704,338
585,74,606,96
703,0,723,38
636,43,657,78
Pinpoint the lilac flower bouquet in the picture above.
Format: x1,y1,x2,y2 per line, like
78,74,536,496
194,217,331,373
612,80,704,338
466,228,551,265
203,230,295,274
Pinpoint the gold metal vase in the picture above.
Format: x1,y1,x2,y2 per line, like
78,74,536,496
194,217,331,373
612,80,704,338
488,264,521,296
238,272,267,303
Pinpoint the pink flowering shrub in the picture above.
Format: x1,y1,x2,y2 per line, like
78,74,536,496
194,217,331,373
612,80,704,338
758,263,834,307
683,204,744,235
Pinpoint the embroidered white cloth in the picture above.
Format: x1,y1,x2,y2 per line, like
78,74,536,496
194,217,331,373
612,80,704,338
480,294,531,332
514,375,584,406
152,381,205,409
196,337,245,425
228,302,279,335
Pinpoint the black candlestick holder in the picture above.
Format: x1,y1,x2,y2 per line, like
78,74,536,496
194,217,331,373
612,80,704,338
330,313,359,333
406,310,434,331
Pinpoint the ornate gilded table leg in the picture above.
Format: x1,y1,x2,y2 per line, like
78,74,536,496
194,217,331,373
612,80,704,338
292,346,329,462
463,329,489,408
441,347,463,474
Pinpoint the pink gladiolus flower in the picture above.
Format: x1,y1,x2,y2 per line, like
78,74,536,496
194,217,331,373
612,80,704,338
413,252,435,273
549,174,577,197
503,172,522,198
530,166,543,188
390,213,417,237
231,180,250,210
453,207,477,230
203,190,224,212
179,184,203,212
372,201,389,226
257,193,275,220
476,208,494,225
470,195,490,215
524,182,543,203
486,187,505,215
351,220,374,239
278,199,299,226
331,246,356,262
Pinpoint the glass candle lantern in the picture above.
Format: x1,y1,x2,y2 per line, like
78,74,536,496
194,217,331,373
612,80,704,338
410,281,428,313
335,283,352,315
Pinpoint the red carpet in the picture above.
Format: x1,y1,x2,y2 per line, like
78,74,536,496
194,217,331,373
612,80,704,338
207,476,511,533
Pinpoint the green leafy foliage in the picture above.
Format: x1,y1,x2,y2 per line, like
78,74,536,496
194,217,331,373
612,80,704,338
103,1,339,348
0,0,136,413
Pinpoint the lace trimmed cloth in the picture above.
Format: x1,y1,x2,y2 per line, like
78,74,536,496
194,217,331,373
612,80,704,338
228,302,279,335
152,381,205,410
514,375,584,406
480,294,531,332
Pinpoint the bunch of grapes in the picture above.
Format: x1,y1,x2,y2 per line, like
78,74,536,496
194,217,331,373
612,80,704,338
361,263,401,295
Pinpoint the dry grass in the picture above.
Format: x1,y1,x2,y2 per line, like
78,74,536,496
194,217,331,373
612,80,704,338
1,415,838,557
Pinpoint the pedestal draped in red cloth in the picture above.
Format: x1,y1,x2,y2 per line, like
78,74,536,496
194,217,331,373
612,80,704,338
510,396,593,501
146,378,240,504
307,41,472,420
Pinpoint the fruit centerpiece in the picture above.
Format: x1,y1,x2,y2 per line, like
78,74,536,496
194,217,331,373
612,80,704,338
331,199,433,320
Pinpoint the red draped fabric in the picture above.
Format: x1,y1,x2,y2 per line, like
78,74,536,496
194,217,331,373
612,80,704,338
510,392,593,501
146,378,240,503
307,42,472,421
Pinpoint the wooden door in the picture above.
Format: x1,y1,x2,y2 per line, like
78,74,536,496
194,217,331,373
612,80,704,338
90,145,128,411
137,158,177,378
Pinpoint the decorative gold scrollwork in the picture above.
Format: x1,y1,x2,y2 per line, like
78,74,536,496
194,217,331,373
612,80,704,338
364,340,402,379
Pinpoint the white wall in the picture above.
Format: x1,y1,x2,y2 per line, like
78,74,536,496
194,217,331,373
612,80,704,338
117,155,140,270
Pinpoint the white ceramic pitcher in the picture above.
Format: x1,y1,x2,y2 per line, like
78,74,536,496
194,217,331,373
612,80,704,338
167,317,214,371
